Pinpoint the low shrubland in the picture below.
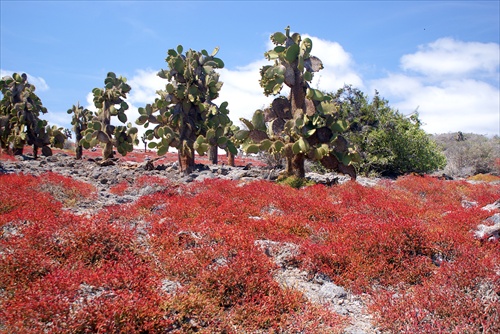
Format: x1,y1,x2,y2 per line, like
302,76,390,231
432,132,500,178
1,167,499,333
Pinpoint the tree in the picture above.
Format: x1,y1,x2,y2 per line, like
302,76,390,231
236,26,358,179
67,103,93,159
0,73,65,158
137,45,237,174
80,72,138,161
332,85,446,176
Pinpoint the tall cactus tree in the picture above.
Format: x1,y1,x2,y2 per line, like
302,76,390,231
67,103,93,159
137,45,236,174
202,101,238,165
80,72,138,161
237,26,358,179
0,72,64,158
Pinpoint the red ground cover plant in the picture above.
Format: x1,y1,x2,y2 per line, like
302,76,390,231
109,174,175,196
38,171,97,206
0,172,95,223
0,172,166,333
109,180,129,195
142,180,347,332
369,242,500,333
1,172,499,332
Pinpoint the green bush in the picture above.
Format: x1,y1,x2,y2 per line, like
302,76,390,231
332,85,446,176
362,115,447,176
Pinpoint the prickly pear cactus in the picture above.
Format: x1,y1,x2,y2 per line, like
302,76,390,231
238,26,358,179
67,103,93,159
195,101,238,165
137,45,236,174
35,124,67,157
80,72,138,161
0,72,62,158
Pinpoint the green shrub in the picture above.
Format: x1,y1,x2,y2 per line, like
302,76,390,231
333,85,446,176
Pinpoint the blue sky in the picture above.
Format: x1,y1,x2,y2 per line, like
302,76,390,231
1,1,499,137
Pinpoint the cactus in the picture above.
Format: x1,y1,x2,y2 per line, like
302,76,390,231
141,133,148,153
137,45,236,174
67,103,93,159
237,27,358,179
34,124,67,157
196,101,238,165
80,72,138,161
0,72,65,158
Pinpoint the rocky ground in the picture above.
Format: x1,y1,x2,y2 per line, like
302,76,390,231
0,152,379,215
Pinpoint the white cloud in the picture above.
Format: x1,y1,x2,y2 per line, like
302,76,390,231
371,38,500,136
370,74,423,97
126,69,165,105
91,35,498,138
218,61,275,126
84,92,96,112
43,111,73,131
374,78,499,135
400,38,500,80
1,69,50,91
303,35,364,91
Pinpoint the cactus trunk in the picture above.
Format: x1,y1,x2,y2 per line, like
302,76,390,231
75,127,83,160
177,108,197,174
13,145,24,156
1,143,8,155
284,152,305,178
228,151,235,167
289,68,307,118
76,145,83,160
178,141,195,175
291,153,305,178
209,145,218,165
102,101,114,160
103,143,114,160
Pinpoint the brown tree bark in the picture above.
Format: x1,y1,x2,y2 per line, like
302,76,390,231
227,151,235,167
13,145,24,156
284,152,306,178
178,141,195,175
291,153,305,178
209,145,218,165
